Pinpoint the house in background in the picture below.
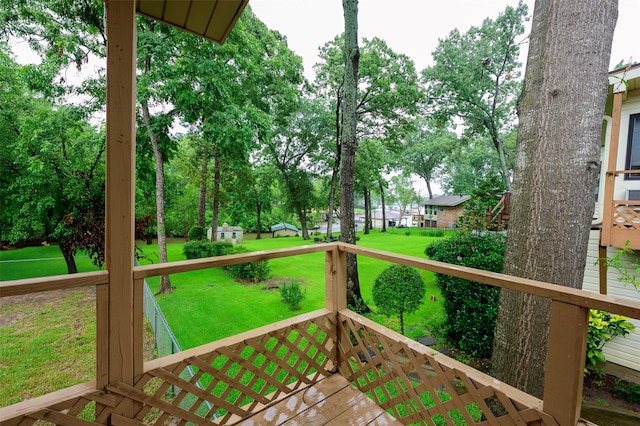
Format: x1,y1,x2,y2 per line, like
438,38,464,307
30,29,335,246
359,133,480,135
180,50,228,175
271,222,299,237
414,195,471,229
207,223,243,243
583,63,640,381
370,210,401,229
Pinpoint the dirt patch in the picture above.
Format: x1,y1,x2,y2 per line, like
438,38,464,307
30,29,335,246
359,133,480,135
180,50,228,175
583,373,640,414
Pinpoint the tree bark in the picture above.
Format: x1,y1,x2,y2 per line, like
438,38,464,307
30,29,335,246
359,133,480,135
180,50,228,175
211,146,221,242
327,86,343,240
59,241,78,274
363,186,370,234
141,100,172,294
378,179,387,232
491,0,617,398
198,151,208,229
341,0,368,312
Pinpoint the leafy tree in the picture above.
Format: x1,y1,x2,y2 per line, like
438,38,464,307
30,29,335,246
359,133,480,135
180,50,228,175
491,0,618,398
401,121,457,199
422,1,528,191
388,174,418,224
372,265,426,335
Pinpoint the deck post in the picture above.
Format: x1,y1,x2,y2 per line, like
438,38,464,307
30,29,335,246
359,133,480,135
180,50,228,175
104,0,137,391
325,244,347,311
542,301,589,425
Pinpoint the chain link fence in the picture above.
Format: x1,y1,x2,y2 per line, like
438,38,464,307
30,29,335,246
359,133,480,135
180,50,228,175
142,277,213,417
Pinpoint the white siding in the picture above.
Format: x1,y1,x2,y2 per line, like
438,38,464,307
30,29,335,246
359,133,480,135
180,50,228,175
583,230,640,371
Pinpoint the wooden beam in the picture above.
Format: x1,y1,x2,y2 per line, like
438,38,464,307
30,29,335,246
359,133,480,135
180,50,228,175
105,0,137,387
601,91,623,247
542,301,589,426
598,245,608,295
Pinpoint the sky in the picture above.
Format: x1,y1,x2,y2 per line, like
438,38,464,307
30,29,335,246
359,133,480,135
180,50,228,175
249,0,639,80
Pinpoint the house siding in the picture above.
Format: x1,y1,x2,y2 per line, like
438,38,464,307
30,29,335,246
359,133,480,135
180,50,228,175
583,230,640,372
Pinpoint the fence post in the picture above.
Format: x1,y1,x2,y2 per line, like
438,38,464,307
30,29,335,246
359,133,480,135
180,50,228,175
543,300,589,425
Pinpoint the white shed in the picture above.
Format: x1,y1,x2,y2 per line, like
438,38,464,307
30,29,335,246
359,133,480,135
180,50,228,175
207,223,243,243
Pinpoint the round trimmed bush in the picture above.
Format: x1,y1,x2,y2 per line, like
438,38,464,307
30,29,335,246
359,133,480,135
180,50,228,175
372,265,426,335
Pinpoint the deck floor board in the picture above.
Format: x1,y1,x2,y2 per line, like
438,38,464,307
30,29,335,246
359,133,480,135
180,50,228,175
238,374,402,425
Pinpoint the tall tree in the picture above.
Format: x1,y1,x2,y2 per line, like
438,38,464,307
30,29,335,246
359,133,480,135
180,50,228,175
491,0,617,398
422,1,528,191
340,0,364,309
315,34,421,239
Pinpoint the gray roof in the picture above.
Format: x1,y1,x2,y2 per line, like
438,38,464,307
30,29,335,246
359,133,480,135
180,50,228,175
271,223,299,232
425,195,471,207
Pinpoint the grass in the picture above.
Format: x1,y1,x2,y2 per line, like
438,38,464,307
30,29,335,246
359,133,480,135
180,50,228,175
1,229,448,407
136,229,446,350
0,288,96,406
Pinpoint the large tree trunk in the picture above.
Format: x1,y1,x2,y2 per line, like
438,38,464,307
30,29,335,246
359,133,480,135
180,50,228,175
491,0,616,399
198,151,208,228
211,146,221,242
141,100,172,294
341,0,368,312
297,207,310,240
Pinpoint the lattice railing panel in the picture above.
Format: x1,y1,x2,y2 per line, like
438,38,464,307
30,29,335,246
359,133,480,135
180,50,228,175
336,311,559,426
612,202,640,230
1,311,338,426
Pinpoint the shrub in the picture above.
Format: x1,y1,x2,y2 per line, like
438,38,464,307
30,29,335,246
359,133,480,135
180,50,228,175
585,310,635,375
420,229,445,237
182,240,233,260
280,279,306,310
187,226,205,241
425,232,505,357
226,246,270,283
613,379,640,404
372,265,426,335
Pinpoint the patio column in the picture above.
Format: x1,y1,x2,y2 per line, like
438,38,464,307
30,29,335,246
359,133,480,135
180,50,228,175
100,0,139,389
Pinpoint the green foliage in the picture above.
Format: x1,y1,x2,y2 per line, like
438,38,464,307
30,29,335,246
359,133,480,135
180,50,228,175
182,240,233,260
596,242,640,291
187,226,205,241
422,1,528,190
585,310,635,375
280,279,306,311
457,171,507,231
420,229,445,237
226,246,270,283
613,379,640,404
372,265,426,335
425,232,505,357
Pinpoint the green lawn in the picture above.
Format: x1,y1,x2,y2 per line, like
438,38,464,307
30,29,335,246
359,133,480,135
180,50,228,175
1,229,448,406
137,229,447,350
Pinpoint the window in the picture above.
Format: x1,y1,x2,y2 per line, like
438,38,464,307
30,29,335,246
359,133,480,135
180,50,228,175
221,232,225,239
626,113,640,179
232,232,236,239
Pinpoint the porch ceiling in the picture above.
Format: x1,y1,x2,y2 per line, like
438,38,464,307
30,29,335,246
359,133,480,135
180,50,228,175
136,0,249,44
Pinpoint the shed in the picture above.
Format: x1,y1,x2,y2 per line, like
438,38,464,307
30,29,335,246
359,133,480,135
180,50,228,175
271,223,299,238
208,223,243,243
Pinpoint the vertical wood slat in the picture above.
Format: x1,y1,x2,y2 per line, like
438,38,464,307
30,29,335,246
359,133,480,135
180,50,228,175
105,0,137,388
96,283,109,389
324,247,347,312
600,91,623,247
542,301,589,426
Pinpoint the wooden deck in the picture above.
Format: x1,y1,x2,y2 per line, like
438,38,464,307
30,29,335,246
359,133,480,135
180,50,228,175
2,244,640,426
240,374,402,425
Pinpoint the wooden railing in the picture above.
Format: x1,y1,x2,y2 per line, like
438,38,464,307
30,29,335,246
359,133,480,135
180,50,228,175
601,170,640,250
1,243,639,425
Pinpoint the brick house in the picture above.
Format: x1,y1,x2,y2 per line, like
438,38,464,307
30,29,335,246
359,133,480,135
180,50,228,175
417,195,471,229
